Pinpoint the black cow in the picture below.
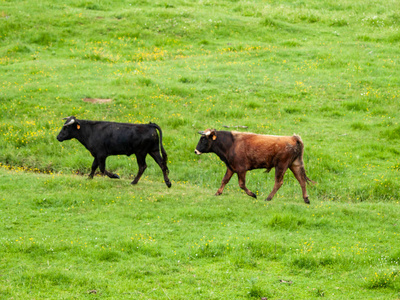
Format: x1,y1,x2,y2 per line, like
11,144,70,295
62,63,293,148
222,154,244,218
57,116,171,187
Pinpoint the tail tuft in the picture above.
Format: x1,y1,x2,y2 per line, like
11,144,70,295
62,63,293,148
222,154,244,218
303,171,316,185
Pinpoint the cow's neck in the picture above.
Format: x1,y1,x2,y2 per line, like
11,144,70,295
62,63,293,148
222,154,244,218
213,147,232,170
212,143,228,160
74,121,93,151
211,131,234,170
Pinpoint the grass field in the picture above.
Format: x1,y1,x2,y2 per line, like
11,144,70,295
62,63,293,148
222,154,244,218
1,0,400,298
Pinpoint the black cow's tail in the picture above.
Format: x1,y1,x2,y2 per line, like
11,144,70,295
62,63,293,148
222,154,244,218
293,134,315,185
151,123,169,174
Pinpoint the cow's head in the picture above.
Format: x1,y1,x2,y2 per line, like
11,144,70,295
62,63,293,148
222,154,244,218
57,116,81,142
195,129,217,155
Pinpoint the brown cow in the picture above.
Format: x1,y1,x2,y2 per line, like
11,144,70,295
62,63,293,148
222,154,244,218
194,129,313,204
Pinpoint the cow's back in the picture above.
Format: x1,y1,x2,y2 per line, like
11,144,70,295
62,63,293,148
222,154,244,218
89,122,158,156
231,132,300,170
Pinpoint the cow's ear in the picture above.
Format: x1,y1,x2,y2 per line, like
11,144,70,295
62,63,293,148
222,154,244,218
211,130,217,140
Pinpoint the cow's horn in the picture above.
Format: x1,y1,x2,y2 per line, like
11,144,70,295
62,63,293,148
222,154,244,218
63,118,76,127
198,131,205,135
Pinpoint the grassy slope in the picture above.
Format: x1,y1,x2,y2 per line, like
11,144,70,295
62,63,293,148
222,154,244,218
1,0,400,298
1,168,400,299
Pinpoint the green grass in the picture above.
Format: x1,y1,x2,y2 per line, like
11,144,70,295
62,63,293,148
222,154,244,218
1,0,400,298
2,168,400,299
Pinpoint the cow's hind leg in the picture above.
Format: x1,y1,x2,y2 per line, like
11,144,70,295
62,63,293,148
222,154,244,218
216,168,234,196
149,151,171,188
98,156,120,179
131,154,147,185
238,171,257,198
290,164,310,204
266,165,288,201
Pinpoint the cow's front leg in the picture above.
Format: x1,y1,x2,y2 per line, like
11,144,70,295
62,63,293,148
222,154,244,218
89,157,99,179
237,171,257,198
98,156,120,179
215,168,234,196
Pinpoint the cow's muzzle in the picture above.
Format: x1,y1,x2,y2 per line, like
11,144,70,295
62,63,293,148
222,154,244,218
194,149,202,155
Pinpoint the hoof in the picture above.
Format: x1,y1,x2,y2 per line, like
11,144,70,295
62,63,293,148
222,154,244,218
107,172,120,179
166,181,172,188
265,197,272,201
304,197,310,204
131,181,138,185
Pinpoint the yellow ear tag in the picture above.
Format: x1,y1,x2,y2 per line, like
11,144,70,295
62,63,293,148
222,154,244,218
77,125,81,130
212,135,217,140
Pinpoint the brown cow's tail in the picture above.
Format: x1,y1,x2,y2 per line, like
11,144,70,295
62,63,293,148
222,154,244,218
302,167,315,185
151,123,169,174
294,134,315,185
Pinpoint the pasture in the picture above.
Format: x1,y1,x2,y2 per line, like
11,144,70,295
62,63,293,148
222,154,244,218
1,0,400,298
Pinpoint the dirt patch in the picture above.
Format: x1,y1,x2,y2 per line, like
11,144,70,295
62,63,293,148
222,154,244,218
83,98,112,104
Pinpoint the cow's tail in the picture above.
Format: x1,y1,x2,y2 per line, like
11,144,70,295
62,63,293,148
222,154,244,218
293,134,315,185
151,123,169,174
